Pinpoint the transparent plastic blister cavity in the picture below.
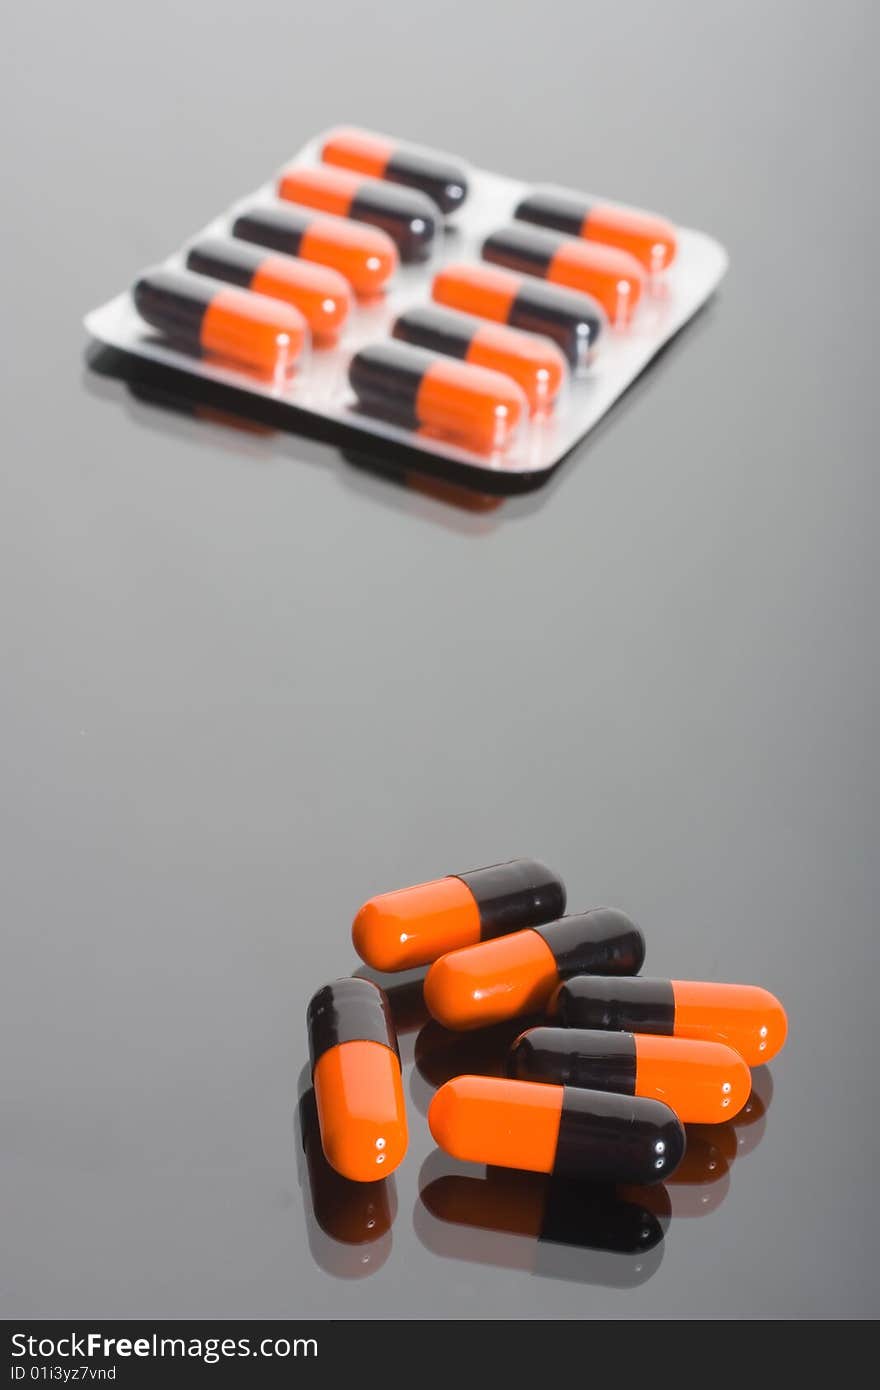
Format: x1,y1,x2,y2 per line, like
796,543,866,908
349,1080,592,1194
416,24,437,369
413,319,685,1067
85,126,729,489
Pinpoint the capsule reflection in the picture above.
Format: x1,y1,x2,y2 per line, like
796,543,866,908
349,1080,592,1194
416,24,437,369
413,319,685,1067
415,1153,667,1287
298,1090,396,1278
732,1068,773,1158
665,1129,731,1217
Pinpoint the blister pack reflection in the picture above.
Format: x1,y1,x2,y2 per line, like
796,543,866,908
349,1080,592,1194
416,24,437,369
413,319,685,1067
85,126,728,487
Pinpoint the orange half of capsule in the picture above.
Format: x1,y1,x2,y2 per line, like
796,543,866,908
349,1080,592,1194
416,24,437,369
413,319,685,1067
353,876,481,973
299,216,397,296
424,930,559,1031
635,1036,751,1123
279,166,357,218
465,323,565,412
416,358,526,453
429,1074,564,1173
672,981,788,1066
433,263,519,322
547,241,644,324
584,203,677,273
313,1039,408,1184
321,127,393,179
200,287,306,377
249,255,351,344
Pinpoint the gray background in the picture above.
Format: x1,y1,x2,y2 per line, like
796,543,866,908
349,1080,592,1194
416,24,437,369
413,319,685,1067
2,0,878,1320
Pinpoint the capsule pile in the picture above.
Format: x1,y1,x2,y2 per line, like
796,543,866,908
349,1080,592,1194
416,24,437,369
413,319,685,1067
304,857,788,1211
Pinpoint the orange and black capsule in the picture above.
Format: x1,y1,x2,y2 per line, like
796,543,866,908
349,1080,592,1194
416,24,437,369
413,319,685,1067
185,236,351,346
515,187,678,273
482,224,645,326
232,203,397,296
508,1027,752,1124
132,267,307,379
353,858,566,973
321,126,468,215
428,1075,686,1183
392,305,567,414
551,977,788,1067
424,908,645,1031
348,342,527,455
278,166,437,262
432,262,604,370
307,978,408,1183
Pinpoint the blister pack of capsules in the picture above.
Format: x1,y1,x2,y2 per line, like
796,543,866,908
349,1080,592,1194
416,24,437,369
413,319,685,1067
85,126,728,489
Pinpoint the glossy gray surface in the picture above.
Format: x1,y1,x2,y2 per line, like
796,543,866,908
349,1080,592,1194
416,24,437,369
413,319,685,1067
1,0,877,1320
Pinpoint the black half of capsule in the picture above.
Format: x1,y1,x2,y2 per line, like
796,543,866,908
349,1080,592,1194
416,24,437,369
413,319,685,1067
349,182,437,262
232,204,310,257
483,224,561,278
506,280,603,368
554,1087,686,1184
392,304,475,360
382,977,431,1035
386,149,469,215
456,858,567,939
415,1017,529,1089
306,977,399,1073
536,909,645,978
186,235,265,288
509,1026,638,1093
133,268,213,350
540,1178,667,1253
515,188,590,239
551,976,676,1033
348,341,427,429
